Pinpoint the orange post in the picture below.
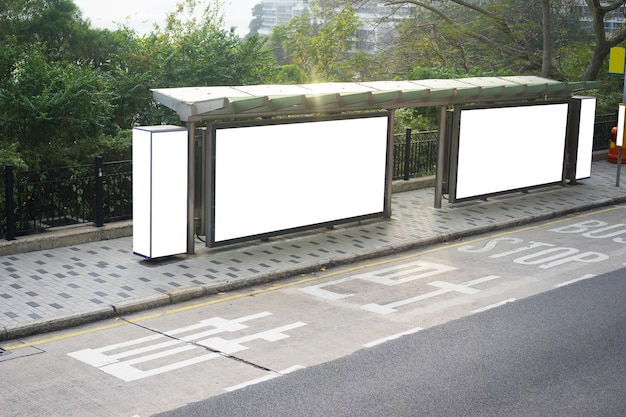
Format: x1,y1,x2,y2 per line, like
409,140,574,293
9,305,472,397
608,127,626,164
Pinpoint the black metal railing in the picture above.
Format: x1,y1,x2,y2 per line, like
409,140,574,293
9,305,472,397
1,157,132,240
593,112,616,150
393,130,438,180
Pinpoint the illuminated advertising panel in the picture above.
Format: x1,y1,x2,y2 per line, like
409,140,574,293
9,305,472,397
210,113,390,246
451,102,569,202
133,126,188,258
574,97,596,180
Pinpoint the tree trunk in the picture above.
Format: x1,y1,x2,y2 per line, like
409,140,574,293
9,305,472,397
541,0,552,78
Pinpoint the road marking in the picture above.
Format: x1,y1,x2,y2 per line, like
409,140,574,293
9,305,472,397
4,206,624,351
471,298,516,314
362,275,500,314
554,274,595,288
363,327,423,348
299,261,456,300
225,365,305,392
67,312,306,382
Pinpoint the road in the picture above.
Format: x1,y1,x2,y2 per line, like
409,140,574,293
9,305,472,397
1,205,626,416
154,267,626,417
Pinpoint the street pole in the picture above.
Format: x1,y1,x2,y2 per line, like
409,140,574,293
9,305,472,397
609,47,626,186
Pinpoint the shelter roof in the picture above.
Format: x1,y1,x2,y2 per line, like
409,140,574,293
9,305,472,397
152,76,601,122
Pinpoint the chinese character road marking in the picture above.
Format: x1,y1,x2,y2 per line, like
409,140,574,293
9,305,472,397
68,312,306,382
300,261,457,300
362,275,500,314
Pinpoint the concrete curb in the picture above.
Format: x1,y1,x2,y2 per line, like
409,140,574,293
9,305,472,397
3,193,626,341
0,221,133,257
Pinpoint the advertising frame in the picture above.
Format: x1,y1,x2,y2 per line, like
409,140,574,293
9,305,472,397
448,101,570,203
208,112,392,247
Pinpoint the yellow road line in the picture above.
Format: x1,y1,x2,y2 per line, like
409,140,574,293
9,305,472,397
3,205,623,351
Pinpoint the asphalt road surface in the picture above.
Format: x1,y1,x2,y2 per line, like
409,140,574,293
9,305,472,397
154,267,626,417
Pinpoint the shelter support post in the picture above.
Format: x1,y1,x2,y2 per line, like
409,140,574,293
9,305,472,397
434,105,447,209
204,124,214,248
187,121,196,254
384,110,395,217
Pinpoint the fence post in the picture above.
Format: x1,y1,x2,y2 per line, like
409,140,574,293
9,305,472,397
5,165,15,240
403,128,412,181
95,156,104,227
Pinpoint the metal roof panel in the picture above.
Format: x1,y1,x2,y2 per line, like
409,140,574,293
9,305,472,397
152,76,601,121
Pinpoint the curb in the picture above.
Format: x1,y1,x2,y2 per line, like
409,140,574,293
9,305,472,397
0,221,133,257
3,194,626,342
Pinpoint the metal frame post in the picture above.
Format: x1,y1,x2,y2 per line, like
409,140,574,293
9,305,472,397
403,128,411,181
95,156,104,227
384,110,395,217
5,165,15,240
434,105,447,209
187,121,196,254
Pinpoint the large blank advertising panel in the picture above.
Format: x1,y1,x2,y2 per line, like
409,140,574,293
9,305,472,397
451,102,569,202
210,113,390,246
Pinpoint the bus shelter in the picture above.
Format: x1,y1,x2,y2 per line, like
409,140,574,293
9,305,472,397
147,76,599,256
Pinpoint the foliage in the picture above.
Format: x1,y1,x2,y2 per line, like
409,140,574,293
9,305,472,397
0,0,278,170
269,1,361,82
0,43,115,168
385,0,588,79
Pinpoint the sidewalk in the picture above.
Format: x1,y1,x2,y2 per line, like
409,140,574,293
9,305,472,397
2,159,626,342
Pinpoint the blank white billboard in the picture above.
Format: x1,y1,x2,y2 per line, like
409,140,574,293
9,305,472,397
133,126,188,258
211,114,389,246
453,103,569,201
574,97,596,179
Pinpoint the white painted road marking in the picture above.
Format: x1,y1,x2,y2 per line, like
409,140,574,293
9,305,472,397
362,275,500,314
554,274,596,288
363,327,423,348
225,365,305,392
68,312,306,382
299,260,457,300
471,298,516,314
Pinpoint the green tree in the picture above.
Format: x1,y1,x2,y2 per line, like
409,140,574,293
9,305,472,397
149,0,277,88
385,0,626,81
0,44,114,168
270,2,361,82
384,0,586,78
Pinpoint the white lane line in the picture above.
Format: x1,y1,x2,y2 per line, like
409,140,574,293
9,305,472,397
225,366,305,392
471,298,516,314
554,274,595,288
363,327,423,348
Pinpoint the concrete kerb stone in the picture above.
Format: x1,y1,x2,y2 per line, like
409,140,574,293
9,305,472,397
0,220,133,257
168,286,206,304
112,294,171,316
4,307,117,341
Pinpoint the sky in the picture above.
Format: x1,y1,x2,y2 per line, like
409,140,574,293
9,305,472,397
73,0,259,37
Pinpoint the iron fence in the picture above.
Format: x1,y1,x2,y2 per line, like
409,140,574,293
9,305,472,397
593,112,617,150
1,158,132,240
393,130,438,180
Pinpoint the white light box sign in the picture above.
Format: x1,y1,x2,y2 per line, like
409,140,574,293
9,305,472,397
210,114,390,246
452,102,569,201
573,97,596,180
133,126,188,258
